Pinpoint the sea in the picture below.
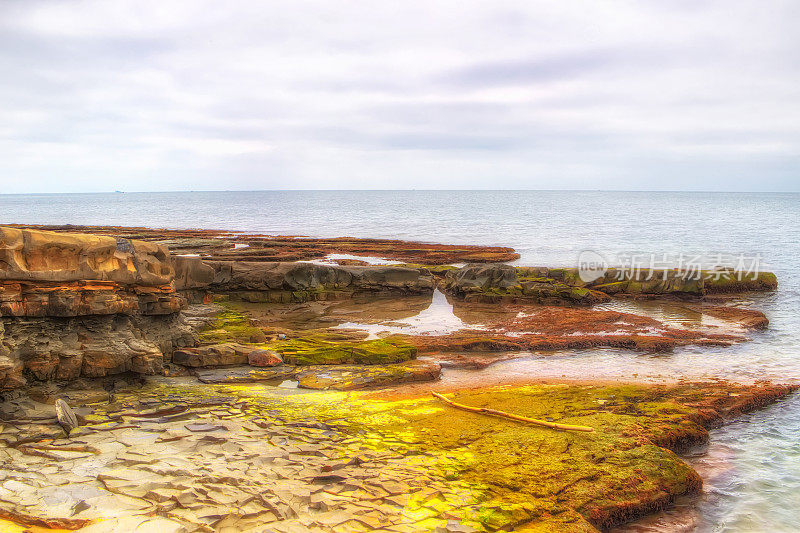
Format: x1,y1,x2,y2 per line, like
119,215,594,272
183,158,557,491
2,190,799,532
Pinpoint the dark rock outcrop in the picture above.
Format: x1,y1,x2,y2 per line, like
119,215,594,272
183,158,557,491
173,257,435,303
443,264,778,303
443,264,610,305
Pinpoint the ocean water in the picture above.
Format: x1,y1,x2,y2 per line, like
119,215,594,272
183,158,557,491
2,190,799,531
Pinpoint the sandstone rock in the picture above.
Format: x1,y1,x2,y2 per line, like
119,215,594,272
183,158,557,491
0,227,173,286
171,256,215,290
172,343,252,367
55,398,79,433
0,227,191,389
248,349,283,367
0,313,194,388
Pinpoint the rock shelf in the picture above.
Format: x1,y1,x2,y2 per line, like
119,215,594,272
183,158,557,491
0,380,794,532
0,225,790,532
6,225,521,265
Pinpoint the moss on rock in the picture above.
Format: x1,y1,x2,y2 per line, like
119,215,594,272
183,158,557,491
74,378,794,532
264,332,417,365
197,304,264,343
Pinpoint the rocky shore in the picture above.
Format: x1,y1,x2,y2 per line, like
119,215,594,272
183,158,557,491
0,225,791,532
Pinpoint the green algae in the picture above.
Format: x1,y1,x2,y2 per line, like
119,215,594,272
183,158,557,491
263,333,417,365
395,263,460,275
197,304,264,343
85,379,794,531
704,270,778,293
198,382,713,530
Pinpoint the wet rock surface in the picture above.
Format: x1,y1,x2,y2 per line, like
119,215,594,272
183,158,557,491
194,359,441,391
7,224,520,265
0,379,794,532
0,226,787,532
443,264,777,304
443,264,610,306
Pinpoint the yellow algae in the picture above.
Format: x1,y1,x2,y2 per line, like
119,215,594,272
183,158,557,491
77,376,794,531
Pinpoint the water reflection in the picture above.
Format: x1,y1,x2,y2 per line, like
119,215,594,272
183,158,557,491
333,289,479,338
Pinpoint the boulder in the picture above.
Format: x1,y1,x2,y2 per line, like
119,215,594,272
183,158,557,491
172,343,253,367
248,349,282,367
445,264,518,291
172,256,216,290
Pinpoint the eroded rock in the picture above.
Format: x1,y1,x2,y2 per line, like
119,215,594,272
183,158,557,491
176,260,436,303
248,349,283,367
0,227,191,389
172,343,252,367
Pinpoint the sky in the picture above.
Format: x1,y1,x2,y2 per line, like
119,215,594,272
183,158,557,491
1,0,798,193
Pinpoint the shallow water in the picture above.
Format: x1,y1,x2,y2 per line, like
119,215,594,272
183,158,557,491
2,190,799,530
334,289,475,338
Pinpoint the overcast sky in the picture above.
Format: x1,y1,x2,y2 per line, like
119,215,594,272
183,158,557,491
1,1,798,193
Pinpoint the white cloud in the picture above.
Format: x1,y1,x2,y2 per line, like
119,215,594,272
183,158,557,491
0,0,798,192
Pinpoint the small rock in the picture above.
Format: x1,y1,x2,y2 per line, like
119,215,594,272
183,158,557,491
250,330,268,343
185,423,227,432
248,349,283,367
54,398,78,434
435,521,479,533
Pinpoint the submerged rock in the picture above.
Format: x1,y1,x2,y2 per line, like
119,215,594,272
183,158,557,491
195,366,298,384
297,359,441,390
266,333,417,365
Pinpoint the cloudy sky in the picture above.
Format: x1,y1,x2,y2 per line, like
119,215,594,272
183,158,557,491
1,0,798,193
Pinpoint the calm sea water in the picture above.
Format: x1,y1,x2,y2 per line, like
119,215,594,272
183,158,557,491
2,190,799,531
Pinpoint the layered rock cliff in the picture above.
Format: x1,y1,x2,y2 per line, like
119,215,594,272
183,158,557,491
0,227,193,389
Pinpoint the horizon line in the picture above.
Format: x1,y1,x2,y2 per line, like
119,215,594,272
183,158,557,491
2,188,800,196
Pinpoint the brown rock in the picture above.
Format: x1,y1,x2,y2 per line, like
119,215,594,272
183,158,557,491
248,349,283,367
55,398,79,433
172,343,252,367
188,261,435,300
0,226,173,286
